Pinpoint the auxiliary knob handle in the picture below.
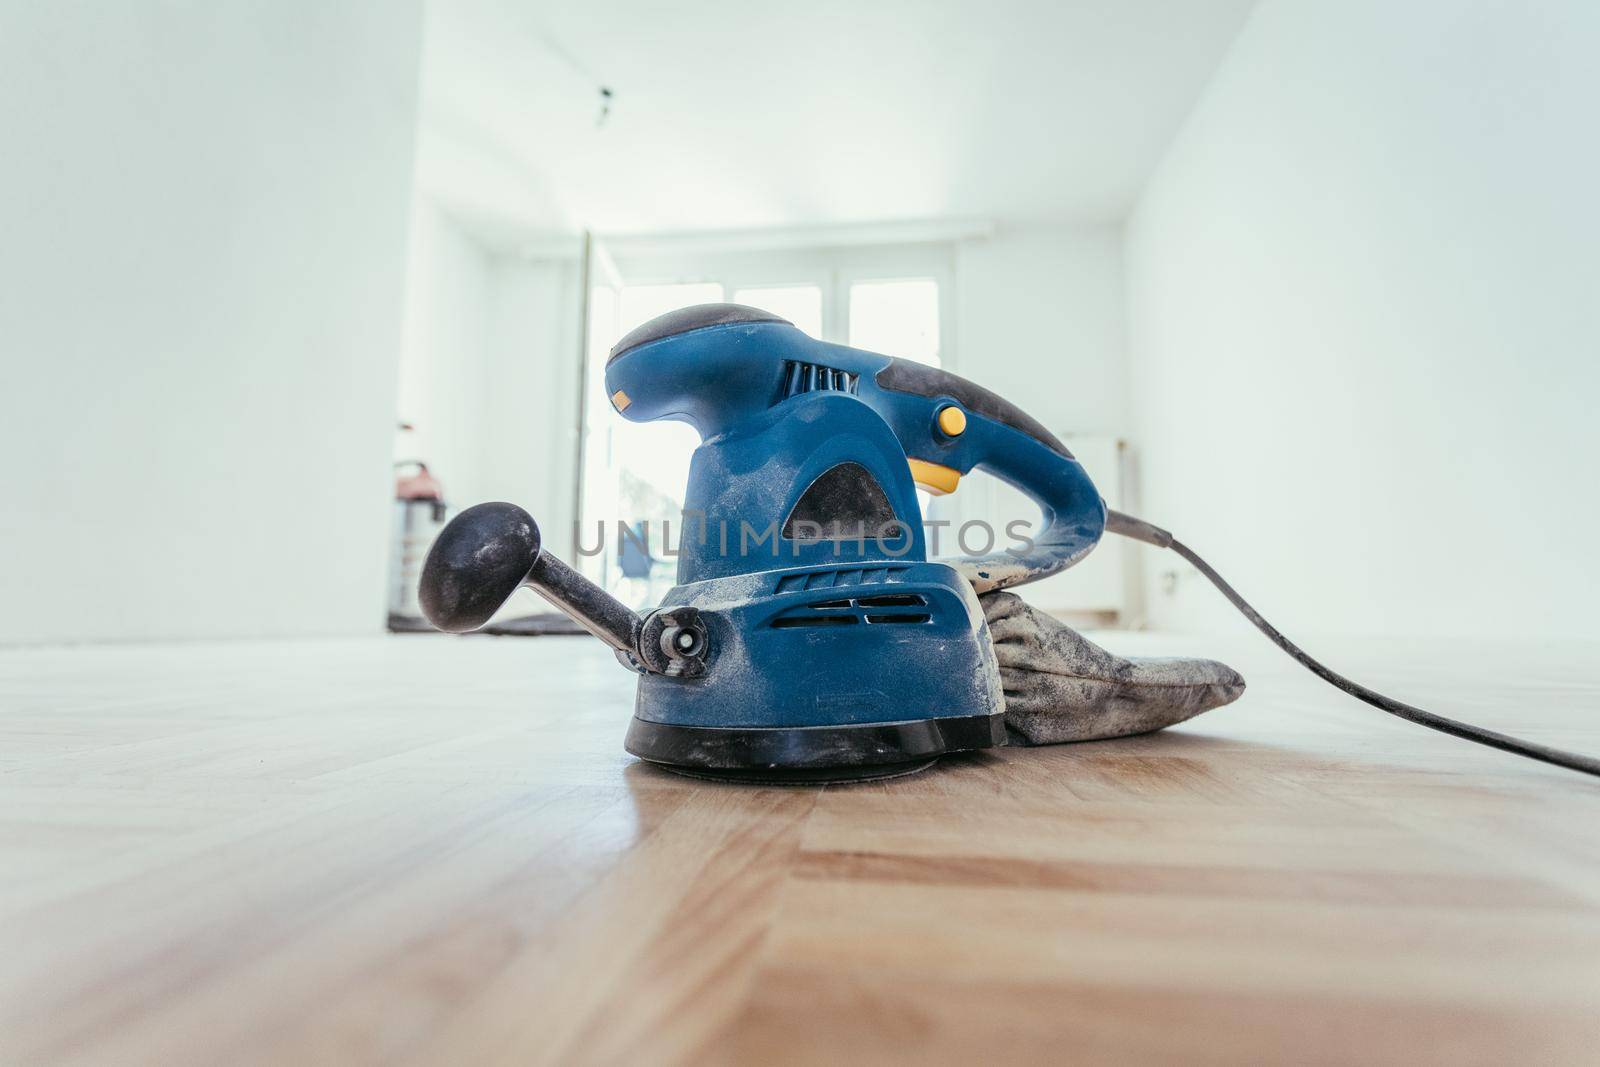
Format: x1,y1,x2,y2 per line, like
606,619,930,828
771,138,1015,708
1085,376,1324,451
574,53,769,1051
419,502,646,658
419,502,543,633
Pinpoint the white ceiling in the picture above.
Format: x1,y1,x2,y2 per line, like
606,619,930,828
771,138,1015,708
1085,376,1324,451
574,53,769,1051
419,0,1257,239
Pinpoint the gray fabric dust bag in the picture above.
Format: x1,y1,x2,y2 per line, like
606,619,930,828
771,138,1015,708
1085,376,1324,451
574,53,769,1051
981,591,1245,745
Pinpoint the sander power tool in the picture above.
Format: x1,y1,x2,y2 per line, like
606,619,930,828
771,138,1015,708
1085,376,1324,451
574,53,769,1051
419,303,1106,781
421,303,1600,782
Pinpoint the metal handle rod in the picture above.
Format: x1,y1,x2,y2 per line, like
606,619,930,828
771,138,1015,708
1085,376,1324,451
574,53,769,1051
524,551,643,656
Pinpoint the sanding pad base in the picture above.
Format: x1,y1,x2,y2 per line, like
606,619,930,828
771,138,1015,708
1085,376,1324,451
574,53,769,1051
624,712,1005,786
656,758,939,786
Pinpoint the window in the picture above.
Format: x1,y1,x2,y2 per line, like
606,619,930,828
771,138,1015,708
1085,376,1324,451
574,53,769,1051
848,279,941,366
731,285,823,338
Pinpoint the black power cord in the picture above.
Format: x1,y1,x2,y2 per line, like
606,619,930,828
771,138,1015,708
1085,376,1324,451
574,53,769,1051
1105,510,1600,779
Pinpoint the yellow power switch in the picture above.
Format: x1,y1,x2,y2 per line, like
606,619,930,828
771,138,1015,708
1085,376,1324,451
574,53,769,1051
907,458,960,496
610,389,632,412
937,405,966,437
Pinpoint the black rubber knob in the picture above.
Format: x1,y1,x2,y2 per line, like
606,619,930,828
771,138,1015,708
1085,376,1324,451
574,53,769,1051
419,502,541,633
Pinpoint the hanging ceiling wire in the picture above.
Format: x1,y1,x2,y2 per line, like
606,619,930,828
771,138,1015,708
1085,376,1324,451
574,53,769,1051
523,19,615,127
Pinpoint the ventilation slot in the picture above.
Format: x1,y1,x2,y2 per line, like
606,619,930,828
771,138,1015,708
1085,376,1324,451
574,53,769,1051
856,594,924,608
779,361,859,400
772,614,858,629
768,591,932,629
774,566,911,593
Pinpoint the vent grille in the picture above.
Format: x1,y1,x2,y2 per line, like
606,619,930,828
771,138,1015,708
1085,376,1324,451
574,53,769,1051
768,591,932,630
774,566,911,594
779,360,858,400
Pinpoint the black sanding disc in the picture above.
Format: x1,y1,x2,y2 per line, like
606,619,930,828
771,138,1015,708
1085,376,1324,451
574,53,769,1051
656,758,939,786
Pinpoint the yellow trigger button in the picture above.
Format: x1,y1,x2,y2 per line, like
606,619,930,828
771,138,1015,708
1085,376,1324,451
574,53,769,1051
610,389,631,412
936,405,966,437
907,458,960,496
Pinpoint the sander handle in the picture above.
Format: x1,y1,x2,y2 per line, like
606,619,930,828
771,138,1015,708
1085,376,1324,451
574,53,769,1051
864,357,1109,593
418,503,709,677
418,502,641,654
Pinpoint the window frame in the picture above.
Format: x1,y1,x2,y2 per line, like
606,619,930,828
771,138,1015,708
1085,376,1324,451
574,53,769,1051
601,241,956,357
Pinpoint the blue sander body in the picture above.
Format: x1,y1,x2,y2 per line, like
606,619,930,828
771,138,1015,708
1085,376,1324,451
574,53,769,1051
421,303,1107,781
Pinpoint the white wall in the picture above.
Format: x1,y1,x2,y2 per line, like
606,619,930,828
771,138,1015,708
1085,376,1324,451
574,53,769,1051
1126,0,1600,640
395,201,495,506
0,2,423,644
949,224,1134,615
956,224,1129,441
480,255,584,562
395,205,584,563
